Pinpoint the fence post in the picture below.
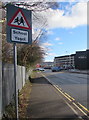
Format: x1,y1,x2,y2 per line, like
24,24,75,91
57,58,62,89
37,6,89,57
0,60,2,119
0,2,2,119
0,62,2,120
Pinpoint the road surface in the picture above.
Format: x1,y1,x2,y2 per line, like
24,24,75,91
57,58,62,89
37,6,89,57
27,72,89,119
42,70,88,108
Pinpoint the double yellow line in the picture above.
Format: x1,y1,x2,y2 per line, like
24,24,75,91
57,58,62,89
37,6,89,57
42,73,89,117
53,85,74,102
53,85,89,117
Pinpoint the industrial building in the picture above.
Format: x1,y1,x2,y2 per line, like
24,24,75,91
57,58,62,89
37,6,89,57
75,50,89,70
54,54,75,69
54,50,89,70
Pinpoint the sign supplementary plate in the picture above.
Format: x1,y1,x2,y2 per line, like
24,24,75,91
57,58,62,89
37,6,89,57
11,29,28,43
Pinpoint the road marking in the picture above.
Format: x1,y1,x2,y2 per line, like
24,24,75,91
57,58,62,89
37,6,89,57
65,92,75,101
58,72,64,73
54,85,75,101
55,85,89,114
64,100,83,119
53,86,83,119
53,85,72,102
73,102,89,118
41,73,88,119
54,85,89,119
78,102,89,113
42,74,52,83
53,85,89,118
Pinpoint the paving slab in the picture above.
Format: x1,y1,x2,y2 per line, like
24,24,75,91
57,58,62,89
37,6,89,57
26,73,80,119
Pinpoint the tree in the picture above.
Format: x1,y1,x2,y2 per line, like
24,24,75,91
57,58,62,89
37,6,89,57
1,1,59,68
17,41,45,69
1,8,13,64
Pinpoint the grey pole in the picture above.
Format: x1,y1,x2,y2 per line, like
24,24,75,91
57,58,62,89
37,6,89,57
0,2,2,118
13,43,19,120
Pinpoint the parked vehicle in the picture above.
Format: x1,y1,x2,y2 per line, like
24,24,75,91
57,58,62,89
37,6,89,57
51,67,61,72
38,68,45,71
33,67,45,71
44,67,51,69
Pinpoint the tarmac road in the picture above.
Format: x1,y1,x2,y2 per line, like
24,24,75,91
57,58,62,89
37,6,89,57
27,72,89,119
42,70,88,108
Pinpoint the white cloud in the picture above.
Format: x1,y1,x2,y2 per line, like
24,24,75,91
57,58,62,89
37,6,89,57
42,42,53,46
45,52,58,57
40,2,87,29
32,28,42,41
47,52,57,56
40,42,53,53
4,1,87,29
55,37,61,41
80,48,87,51
47,30,54,35
44,52,60,62
58,42,63,45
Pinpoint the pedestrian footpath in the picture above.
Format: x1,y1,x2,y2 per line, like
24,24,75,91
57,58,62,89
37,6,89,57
26,72,80,119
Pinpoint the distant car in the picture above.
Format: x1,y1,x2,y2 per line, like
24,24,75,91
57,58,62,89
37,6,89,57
33,68,45,71
51,67,61,72
38,68,45,71
44,67,51,69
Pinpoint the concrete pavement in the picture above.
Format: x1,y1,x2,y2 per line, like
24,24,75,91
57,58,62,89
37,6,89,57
26,72,83,119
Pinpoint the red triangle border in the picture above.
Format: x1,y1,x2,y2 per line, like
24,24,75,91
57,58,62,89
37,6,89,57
8,8,31,30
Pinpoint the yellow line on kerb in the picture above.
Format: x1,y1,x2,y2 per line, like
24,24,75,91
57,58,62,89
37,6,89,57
54,85,89,115
65,92,75,101
54,85,75,101
53,85,89,112
78,102,89,113
53,85,72,102
73,103,88,117
41,73,89,117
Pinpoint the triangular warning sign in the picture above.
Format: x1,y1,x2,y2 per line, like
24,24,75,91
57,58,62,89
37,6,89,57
8,8,31,30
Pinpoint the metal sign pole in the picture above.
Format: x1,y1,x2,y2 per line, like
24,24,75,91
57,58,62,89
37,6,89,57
13,43,19,120
6,4,32,120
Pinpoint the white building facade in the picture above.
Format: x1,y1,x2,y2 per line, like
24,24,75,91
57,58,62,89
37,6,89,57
54,54,75,69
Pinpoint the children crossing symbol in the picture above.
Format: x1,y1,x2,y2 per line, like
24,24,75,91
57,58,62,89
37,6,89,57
8,8,31,29
7,4,32,44
14,16,24,26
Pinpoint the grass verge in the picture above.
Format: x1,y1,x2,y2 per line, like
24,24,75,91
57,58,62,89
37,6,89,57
18,79,32,119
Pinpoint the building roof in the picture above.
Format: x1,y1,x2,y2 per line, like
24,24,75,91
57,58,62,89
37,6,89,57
54,54,75,59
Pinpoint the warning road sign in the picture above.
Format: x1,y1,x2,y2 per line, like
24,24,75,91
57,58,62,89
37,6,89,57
8,8,31,30
6,4,32,44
